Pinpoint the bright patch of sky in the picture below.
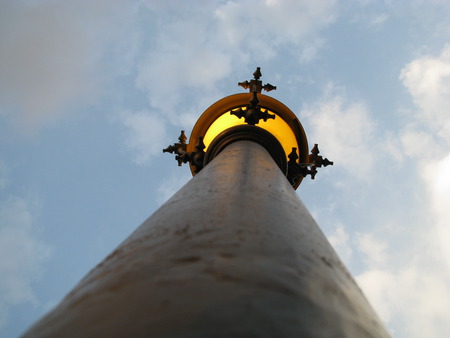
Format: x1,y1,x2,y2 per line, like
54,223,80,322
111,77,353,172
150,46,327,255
1,0,450,337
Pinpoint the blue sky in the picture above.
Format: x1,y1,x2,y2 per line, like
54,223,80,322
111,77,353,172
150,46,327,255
1,0,450,337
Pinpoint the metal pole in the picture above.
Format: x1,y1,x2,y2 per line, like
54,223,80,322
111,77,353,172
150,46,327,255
22,140,389,337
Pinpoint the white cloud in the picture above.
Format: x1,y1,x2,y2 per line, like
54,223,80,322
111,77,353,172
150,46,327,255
357,233,388,268
352,44,450,338
400,44,450,143
214,0,336,52
298,49,450,335
136,39,232,119
351,10,389,28
399,45,450,272
423,153,450,271
357,266,450,337
0,196,51,329
0,0,137,133
399,128,443,160
356,269,396,325
326,223,352,264
136,2,233,120
120,110,168,165
370,13,389,26
356,246,450,338
302,90,376,179
136,0,337,124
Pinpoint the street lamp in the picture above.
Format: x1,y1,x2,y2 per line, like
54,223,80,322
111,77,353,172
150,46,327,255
22,68,389,338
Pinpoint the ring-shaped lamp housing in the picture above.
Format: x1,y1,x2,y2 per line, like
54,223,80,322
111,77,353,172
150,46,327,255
188,93,309,189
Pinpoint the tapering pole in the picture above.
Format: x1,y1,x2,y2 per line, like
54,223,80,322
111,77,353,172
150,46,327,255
22,140,389,337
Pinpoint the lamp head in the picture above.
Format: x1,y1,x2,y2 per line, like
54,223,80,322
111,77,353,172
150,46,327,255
163,68,332,189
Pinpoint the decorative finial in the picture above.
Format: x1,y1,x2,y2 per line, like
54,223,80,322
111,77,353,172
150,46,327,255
253,67,262,80
287,145,333,185
233,67,277,125
163,130,189,166
238,67,277,94
163,131,205,172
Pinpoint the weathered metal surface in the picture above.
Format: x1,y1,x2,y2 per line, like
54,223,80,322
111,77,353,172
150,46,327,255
22,141,389,338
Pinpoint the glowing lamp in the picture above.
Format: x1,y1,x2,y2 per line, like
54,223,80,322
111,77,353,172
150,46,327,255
163,67,332,189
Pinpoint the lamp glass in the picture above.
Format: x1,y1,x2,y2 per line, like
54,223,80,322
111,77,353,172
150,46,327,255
203,107,298,160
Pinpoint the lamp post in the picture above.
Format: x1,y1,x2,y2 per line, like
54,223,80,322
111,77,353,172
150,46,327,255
22,68,389,337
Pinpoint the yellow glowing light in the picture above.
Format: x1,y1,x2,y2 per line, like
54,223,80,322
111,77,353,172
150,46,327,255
203,107,298,160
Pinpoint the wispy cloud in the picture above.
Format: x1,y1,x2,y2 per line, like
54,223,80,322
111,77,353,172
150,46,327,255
136,0,337,123
214,0,336,57
0,196,51,329
120,110,168,165
352,44,450,338
0,0,137,133
355,235,450,337
400,44,450,272
370,13,389,26
299,66,450,336
129,0,338,163
302,87,376,180
400,44,450,143
326,223,352,263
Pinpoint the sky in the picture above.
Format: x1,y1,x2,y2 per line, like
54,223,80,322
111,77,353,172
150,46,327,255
1,0,450,337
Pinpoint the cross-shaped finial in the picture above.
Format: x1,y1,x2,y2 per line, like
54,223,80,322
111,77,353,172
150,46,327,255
231,67,277,125
238,67,277,94
287,145,333,185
